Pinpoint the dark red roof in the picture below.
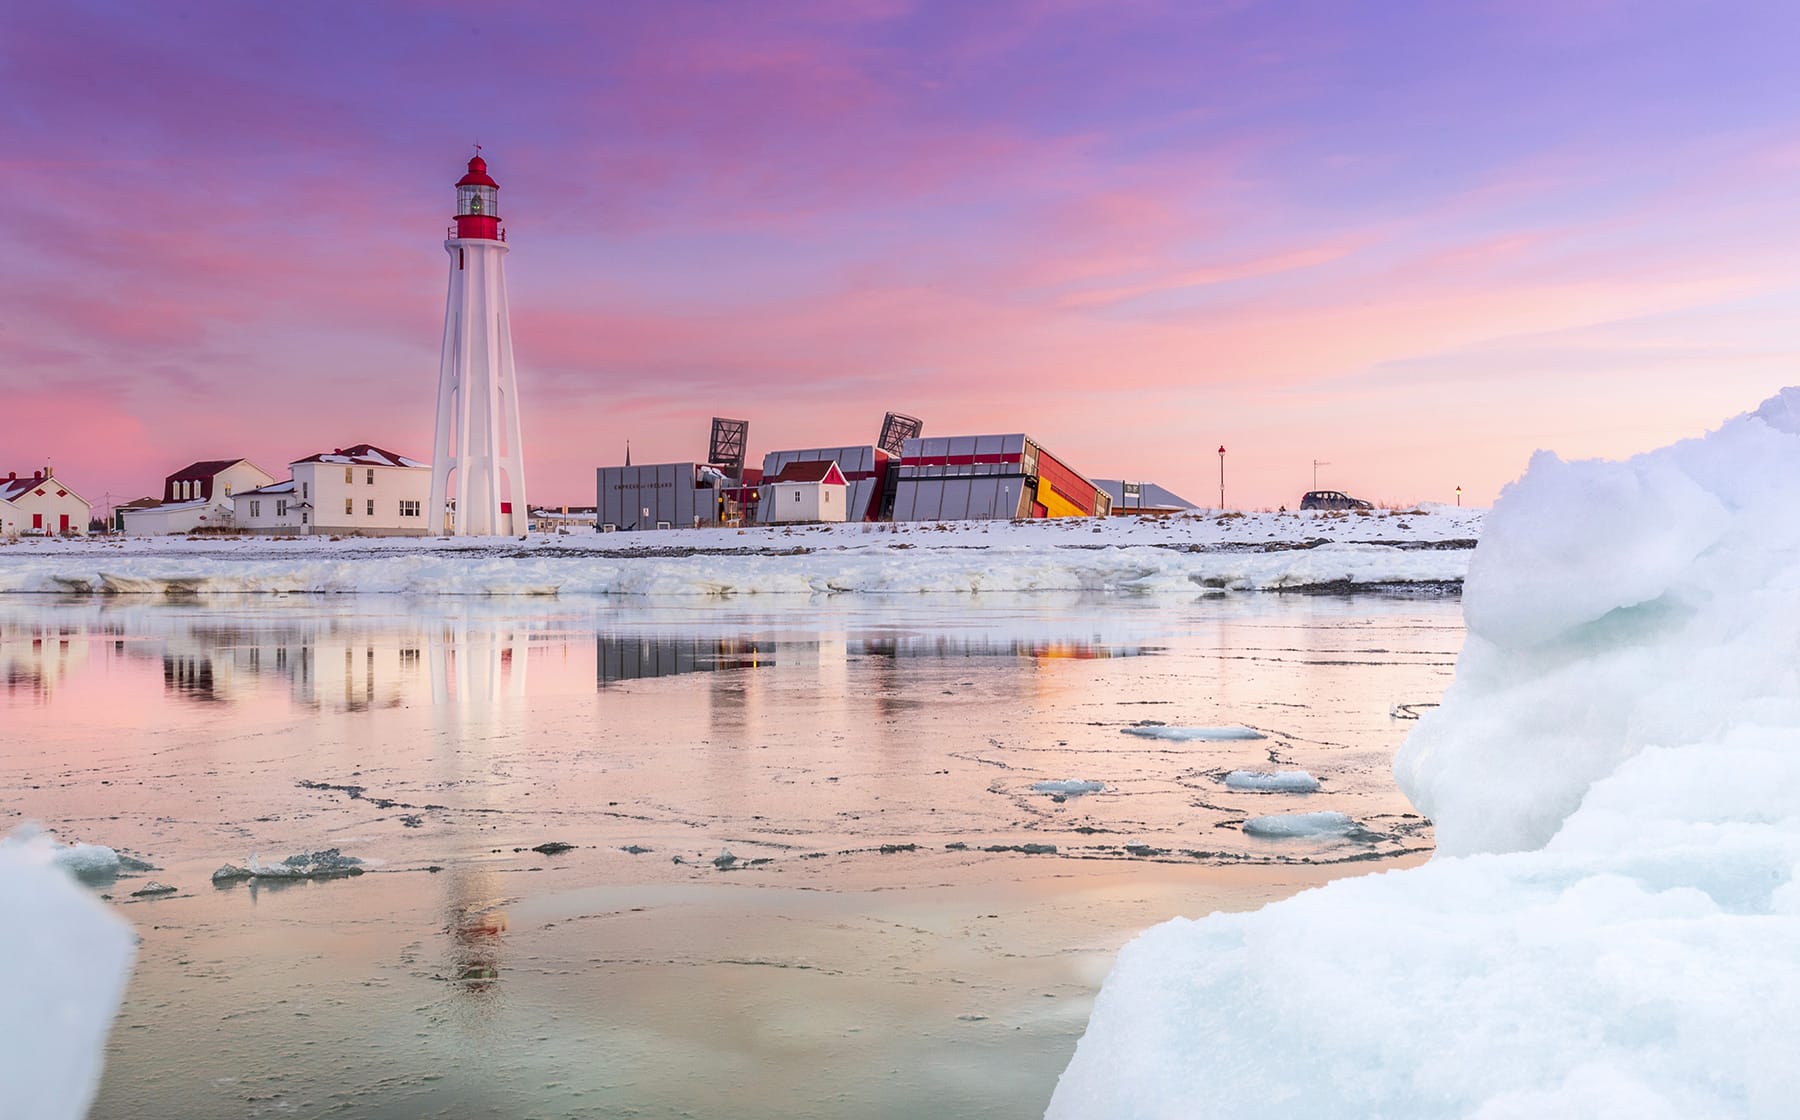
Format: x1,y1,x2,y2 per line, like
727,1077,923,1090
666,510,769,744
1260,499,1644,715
0,473,47,502
772,460,846,485
289,444,426,468
456,155,498,188
169,459,244,481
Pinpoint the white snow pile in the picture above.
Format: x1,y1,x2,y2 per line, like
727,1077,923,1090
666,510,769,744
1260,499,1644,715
1224,769,1320,792
1120,724,1266,741
1050,389,1800,1117
0,508,1480,597
1032,779,1105,796
1240,810,1354,838
0,830,136,1120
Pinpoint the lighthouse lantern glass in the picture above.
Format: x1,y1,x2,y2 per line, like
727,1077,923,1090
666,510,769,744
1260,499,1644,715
457,185,497,216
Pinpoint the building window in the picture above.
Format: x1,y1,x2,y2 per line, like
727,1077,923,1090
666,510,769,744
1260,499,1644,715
223,484,232,496
345,498,353,515
367,469,375,485
301,482,308,500
399,500,421,517
276,500,287,517
301,512,308,525
250,501,261,518
367,499,375,515
345,467,353,484
794,491,800,502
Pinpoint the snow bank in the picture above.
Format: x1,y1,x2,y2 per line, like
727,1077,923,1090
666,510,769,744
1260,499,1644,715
1224,769,1320,792
1050,389,1800,1116
1120,724,1266,741
0,833,136,1120
0,509,1479,597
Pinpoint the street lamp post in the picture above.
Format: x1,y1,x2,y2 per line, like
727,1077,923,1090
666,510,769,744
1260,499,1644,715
1455,486,1462,507
1218,445,1227,510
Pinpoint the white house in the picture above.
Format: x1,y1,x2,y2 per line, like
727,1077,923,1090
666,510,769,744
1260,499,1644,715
121,458,276,535
231,480,301,534
763,460,848,524
0,468,92,536
289,444,431,537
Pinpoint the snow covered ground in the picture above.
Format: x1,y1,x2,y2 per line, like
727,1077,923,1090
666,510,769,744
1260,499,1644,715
1049,390,1800,1116
0,506,1480,596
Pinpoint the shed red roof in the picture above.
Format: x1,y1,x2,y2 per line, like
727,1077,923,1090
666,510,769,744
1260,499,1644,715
771,460,846,485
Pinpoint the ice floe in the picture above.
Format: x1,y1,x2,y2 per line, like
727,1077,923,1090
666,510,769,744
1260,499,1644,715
1032,780,1105,795
1223,769,1320,792
1240,810,1355,838
1120,724,1266,741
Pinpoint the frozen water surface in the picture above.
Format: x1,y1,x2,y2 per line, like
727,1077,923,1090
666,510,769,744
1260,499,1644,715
0,590,1458,1118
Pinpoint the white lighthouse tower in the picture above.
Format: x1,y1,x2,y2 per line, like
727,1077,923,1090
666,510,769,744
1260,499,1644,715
429,153,527,536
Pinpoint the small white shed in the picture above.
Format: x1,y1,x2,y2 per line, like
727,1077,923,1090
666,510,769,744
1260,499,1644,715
765,460,848,524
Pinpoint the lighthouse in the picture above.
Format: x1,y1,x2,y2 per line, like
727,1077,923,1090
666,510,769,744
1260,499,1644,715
428,153,527,535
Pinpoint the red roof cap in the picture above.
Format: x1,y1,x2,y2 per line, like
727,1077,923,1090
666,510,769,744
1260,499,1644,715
456,155,498,188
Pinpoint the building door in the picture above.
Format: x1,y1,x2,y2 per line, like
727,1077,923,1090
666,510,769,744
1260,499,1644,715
32,513,41,530
59,514,70,534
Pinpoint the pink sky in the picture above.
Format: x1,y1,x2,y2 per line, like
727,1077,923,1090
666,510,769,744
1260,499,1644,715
7,1,1800,511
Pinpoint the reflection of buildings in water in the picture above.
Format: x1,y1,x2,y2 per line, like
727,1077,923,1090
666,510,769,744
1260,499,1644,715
136,620,540,712
0,622,96,701
595,636,773,686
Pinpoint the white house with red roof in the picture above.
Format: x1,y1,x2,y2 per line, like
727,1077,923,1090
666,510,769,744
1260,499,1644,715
763,459,848,524
284,444,431,536
0,467,92,536
121,458,276,535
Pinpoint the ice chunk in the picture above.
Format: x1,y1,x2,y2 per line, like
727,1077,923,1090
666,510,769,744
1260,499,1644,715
1032,780,1104,795
233,849,365,879
1224,769,1320,792
1120,725,1266,741
1241,810,1354,837
0,837,136,1120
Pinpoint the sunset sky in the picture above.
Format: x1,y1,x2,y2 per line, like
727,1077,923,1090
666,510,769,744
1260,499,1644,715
8,1,1800,511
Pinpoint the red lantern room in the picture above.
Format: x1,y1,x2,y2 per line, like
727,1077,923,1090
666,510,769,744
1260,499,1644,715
453,154,502,241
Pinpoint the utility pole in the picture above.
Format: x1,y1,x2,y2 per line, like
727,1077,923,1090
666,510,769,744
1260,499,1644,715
1217,446,1227,510
1313,460,1330,490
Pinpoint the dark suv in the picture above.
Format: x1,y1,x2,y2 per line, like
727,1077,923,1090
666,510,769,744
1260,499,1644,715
1300,490,1372,511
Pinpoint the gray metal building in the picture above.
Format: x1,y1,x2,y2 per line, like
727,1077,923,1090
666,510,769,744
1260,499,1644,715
892,434,1111,521
596,462,730,530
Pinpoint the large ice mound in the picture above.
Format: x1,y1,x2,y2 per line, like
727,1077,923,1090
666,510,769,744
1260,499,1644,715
1,832,136,1120
1049,389,1800,1117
